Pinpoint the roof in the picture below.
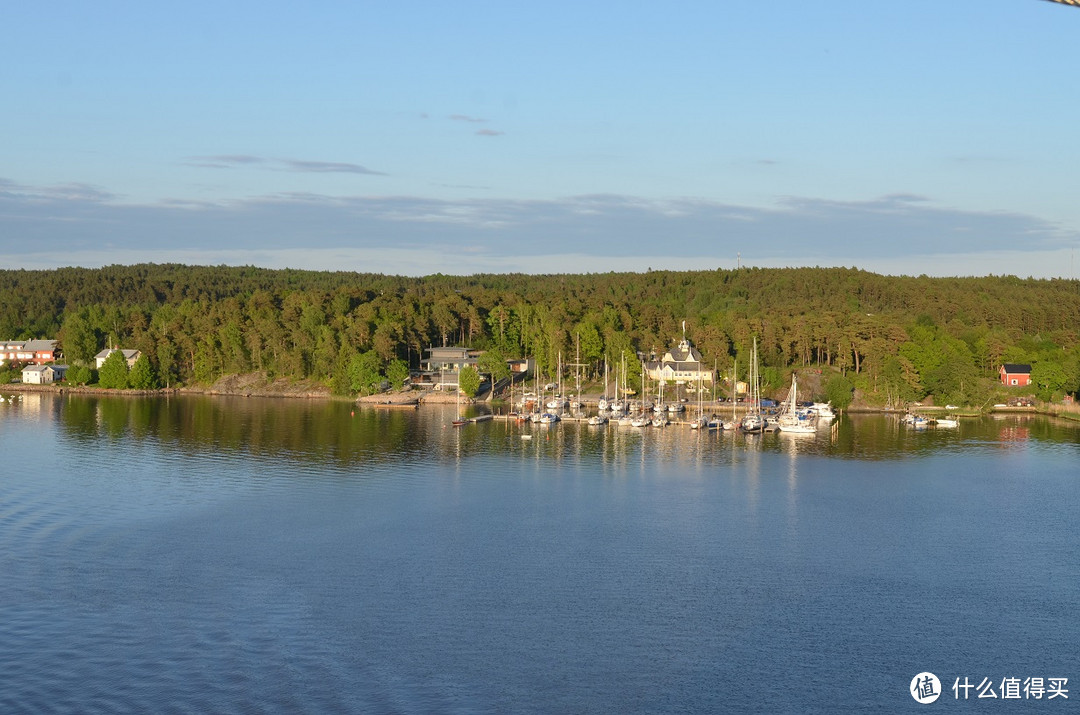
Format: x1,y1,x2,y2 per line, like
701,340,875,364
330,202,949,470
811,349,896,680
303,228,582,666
95,348,140,359
425,346,472,358
2,339,57,351
22,339,57,352
663,338,702,364
1001,363,1032,374
21,364,67,373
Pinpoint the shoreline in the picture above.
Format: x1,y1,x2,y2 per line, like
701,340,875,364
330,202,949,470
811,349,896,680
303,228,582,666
0,381,1057,418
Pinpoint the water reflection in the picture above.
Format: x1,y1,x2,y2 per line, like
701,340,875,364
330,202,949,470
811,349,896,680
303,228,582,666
4,393,1072,473
2,394,1079,714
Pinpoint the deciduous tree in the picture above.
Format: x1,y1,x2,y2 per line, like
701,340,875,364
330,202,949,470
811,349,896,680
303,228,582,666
98,350,130,389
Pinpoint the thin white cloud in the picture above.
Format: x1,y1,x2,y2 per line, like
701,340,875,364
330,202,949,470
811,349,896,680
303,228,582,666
184,155,266,169
0,179,119,203
278,159,386,175
182,156,386,175
450,114,486,123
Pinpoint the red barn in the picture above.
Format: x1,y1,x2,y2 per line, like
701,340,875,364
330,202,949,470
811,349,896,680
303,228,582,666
999,363,1032,387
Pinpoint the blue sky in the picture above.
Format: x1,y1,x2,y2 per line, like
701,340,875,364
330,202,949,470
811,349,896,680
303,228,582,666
3,1,1078,277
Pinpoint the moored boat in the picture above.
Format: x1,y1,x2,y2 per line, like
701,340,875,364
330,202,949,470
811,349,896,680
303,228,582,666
777,375,817,434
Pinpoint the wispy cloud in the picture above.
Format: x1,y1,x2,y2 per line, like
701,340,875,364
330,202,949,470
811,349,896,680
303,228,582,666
434,183,493,190
448,114,504,136
278,160,386,175
450,114,486,123
183,156,386,175
184,155,266,169
0,178,118,203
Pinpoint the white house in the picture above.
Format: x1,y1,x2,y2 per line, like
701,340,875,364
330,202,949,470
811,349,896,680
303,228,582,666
95,348,141,369
21,364,68,384
644,337,714,387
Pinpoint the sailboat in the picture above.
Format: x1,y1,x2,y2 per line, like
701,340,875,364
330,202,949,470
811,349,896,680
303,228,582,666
598,358,611,412
609,354,626,415
546,352,567,410
777,374,816,434
653,374,665,413
570,335,582,410
740,339,765,433
452,379,467,426
690,370,707,429
719,359,739,430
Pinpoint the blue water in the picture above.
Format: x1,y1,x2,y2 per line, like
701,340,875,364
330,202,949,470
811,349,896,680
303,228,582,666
1,394,1077,712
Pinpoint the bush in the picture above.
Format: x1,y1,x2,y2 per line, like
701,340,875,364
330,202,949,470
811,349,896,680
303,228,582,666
67,364,94,385
825,373,854,411
458,366,481,398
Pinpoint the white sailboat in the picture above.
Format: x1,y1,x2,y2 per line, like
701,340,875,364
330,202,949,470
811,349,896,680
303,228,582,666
610,354,626,414
690,370,707,429
740,339,765,433
598,357,611,412
777,374,816,434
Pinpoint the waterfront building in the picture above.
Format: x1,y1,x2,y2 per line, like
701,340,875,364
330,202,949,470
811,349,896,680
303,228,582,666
644,337,713,387
21,364,68,384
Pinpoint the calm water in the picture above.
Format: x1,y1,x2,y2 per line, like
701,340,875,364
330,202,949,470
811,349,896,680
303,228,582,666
0,393,1077,713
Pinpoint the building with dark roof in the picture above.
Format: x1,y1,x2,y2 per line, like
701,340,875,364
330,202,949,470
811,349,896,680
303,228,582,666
644,337,713,387
999,363,1032,387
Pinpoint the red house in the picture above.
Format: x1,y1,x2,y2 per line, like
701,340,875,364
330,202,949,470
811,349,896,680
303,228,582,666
0,339,59,366
999,363,1032,387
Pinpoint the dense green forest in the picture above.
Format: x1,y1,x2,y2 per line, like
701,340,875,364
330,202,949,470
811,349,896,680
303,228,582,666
1,264,1079,405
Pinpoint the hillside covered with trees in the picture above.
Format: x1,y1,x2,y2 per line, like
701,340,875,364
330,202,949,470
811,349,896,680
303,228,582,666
1,264,1078,407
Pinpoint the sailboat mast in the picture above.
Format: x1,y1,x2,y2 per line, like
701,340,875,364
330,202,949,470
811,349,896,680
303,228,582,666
732,358,737,421
575,333,581,397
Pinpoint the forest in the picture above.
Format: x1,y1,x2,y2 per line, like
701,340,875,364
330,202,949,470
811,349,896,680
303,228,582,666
1,263,1079,407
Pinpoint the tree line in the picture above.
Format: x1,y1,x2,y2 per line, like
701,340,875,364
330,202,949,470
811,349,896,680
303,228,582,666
1,264,1078,405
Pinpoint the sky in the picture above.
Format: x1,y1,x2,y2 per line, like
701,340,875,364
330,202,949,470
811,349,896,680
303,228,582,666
2,1,1079,278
